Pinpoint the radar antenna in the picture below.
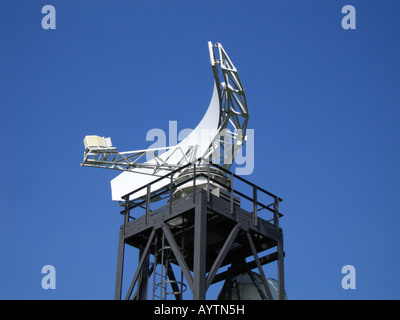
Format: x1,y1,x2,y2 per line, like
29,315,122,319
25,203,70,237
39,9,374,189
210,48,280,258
81,41,286,301
81,42,248,201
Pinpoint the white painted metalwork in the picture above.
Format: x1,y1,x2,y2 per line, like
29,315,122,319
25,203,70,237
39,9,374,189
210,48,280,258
81,42,249,201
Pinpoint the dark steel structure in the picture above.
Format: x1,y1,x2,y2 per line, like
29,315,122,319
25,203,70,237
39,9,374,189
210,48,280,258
114,161,285,300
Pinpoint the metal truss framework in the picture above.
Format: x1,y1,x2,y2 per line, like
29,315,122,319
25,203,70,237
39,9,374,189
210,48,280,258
114,163,285,300
81,42,248,176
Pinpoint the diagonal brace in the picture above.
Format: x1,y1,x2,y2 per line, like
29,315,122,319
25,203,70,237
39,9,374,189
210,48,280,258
125,228,156,300
246,231,274,300
206,223,240,290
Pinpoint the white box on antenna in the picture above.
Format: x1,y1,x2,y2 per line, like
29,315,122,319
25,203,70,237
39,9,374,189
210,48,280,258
83,135,111,149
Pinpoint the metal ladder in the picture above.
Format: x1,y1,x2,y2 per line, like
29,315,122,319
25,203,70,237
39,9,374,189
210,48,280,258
152,229,187,300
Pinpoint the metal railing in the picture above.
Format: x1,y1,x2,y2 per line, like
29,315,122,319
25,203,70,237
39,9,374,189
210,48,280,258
120,159,283,227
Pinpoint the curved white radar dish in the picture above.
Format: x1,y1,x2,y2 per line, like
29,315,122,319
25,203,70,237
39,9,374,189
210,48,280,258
81,42,249,201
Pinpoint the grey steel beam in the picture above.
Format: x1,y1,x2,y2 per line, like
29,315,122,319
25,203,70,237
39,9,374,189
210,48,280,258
216,260,242,300
246,231,274,300
274,198,285,300
114,227,125,300
193,196,207,300
277,230,285,299
244,262,267,300
137,247,150,300
206,223,240,290
162,223,194,293
166,261,182,300
211,251,280,285
125,228,155,300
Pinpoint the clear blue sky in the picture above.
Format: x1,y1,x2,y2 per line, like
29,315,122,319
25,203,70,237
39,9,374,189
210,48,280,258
1,0,400,300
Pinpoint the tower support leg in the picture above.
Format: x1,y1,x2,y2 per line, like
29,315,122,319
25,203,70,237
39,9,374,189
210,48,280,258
274,198,285,300
277,230,285,300
115,227,125,300
192,196,207,300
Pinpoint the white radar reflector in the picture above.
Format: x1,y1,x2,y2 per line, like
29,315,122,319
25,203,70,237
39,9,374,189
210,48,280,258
81,42,249,201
